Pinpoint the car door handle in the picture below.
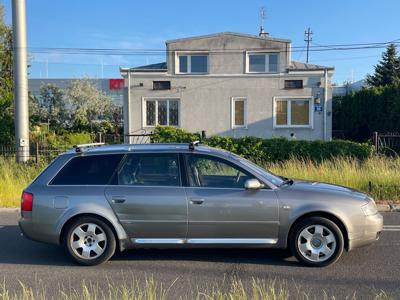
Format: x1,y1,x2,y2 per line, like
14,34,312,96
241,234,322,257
111,197,126,204
190,198,204,205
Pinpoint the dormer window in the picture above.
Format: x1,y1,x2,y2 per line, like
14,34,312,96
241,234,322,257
246,52,279,73
177,53,208,74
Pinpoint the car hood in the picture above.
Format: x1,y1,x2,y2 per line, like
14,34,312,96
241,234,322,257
287,179,369,201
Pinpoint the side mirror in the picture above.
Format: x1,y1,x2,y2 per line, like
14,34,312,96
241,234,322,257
244,179,264,190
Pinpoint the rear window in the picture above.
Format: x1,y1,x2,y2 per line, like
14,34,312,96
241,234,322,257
117,153,180,186
50,154,124,185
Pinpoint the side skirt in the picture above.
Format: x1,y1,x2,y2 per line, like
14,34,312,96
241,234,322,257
132,238,278,245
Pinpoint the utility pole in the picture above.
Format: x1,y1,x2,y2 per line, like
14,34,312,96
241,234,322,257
12,0,30,162
304,27,313,63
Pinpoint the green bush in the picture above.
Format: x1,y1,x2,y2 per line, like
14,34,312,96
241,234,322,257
152,126,374,162
45,131,93,149
152,126,201,143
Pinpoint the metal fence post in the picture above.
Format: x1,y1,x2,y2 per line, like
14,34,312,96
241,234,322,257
35,141,39,163
372,132,379,153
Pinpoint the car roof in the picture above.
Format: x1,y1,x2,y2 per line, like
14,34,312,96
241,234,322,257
64,143,229,156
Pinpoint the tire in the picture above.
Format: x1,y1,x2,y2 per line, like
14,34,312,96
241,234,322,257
289,217,344,267
64,216,116,266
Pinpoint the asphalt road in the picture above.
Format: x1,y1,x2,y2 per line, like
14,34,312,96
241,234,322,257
0,209,399,299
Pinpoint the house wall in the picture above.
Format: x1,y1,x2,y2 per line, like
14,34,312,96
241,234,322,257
125,73,333,141
166,35,291,75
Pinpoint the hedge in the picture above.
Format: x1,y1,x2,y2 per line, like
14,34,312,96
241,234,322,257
333,83,400,141
152,126,374,163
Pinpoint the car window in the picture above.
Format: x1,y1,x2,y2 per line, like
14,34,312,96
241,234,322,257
185,154,255,188
118,153,180,186
229,153,284,186
50,154,124,185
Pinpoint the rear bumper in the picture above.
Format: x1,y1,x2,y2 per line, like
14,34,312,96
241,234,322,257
19,216,60,245
348,213,383,251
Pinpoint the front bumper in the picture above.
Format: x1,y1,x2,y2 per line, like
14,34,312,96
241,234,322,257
348,212,383,251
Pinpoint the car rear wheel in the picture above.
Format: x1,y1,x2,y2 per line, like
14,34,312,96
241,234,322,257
290,217,344,267
64,216,116,266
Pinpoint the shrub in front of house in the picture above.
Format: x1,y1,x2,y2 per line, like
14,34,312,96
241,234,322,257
152,126,374,162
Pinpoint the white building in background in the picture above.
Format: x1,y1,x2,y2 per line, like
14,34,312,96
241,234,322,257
333,79,366,97
120,32,335,141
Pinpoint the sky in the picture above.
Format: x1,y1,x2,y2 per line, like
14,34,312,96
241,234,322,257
2,0,400,84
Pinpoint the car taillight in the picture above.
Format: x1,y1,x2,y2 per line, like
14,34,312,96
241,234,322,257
21,192,33,211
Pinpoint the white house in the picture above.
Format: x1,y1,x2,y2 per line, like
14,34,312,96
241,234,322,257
120,32,334,141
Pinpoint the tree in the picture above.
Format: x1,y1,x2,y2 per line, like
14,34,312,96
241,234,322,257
366,44,400,87
66,79,112,131
37,83,67,130
0,5,14,144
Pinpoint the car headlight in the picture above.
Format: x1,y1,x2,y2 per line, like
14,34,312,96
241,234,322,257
361,199,378,216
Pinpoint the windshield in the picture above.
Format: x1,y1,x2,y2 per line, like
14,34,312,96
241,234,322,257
229,153,284,186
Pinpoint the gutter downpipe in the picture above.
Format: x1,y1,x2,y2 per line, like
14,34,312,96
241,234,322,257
323,68,328,141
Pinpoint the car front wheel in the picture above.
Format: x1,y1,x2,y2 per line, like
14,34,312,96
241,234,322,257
64,216,116,266
290,217,344,267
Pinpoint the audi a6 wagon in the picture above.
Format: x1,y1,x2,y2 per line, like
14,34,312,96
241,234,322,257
19,142,383,267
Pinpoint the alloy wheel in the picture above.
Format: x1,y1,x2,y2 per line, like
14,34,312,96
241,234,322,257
297,224,337,263
69,223,108,260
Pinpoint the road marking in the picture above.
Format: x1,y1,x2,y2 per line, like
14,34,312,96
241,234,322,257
382,225,400,232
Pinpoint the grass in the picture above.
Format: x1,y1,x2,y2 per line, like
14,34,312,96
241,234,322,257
266,156,400,203
0,276,394,300
0,155,399,207
0,157,46,207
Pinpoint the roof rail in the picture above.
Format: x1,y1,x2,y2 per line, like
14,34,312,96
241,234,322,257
189,140,200,150
73,142,105,153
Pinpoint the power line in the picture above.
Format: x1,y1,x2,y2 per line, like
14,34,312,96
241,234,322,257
311,54,379,63
25,42,400,56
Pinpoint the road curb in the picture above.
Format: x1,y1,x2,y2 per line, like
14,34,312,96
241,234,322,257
389,204,400,212
0,208,20,213
377,204,391,212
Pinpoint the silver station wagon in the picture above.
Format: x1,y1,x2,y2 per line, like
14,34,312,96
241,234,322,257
19,142,383,267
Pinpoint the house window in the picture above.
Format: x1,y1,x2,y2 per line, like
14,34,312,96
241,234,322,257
231,97,247,128
144,99,179,127
153,81,171,90
247,53,279,73
274,98,312,127
284,80,303,89
177,54,208,74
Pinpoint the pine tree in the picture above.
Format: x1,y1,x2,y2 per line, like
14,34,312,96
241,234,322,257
366,44,400,87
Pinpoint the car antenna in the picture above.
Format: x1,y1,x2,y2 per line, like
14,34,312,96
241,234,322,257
189,140,200,150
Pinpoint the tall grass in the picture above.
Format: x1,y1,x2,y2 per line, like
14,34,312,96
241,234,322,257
266,156,400,202
0,156,399,208
0,277,393,300
0,157,46,207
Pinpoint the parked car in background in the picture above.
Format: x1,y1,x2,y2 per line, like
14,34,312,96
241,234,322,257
19,142,383,267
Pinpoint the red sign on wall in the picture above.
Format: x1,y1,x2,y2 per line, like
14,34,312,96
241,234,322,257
109,78,124,90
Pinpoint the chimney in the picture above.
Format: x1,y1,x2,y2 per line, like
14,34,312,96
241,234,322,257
259,7,269,37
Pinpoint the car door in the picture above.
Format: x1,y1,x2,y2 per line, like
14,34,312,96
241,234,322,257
183,153,279,243
104,152,187,241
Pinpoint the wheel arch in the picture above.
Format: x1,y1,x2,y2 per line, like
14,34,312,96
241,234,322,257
287,211,349,251
59,213,126,252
